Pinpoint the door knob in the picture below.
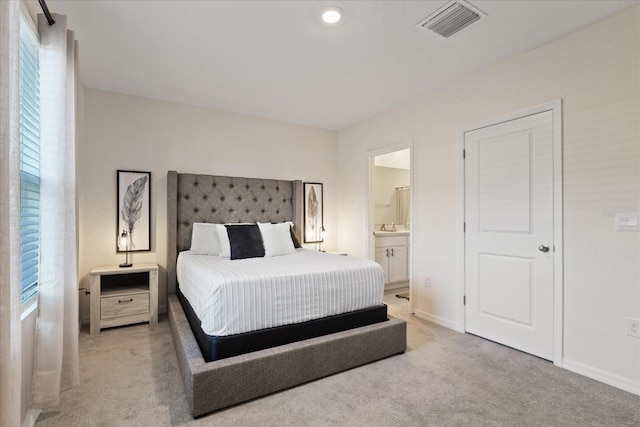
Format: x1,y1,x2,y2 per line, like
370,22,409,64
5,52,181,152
538,244,550,253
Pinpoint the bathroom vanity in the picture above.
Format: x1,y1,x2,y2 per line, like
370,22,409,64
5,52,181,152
374,231,409,288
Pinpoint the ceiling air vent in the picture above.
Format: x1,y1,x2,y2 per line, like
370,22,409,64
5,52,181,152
417,1,485,38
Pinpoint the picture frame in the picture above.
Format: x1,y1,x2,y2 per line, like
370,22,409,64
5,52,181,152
117,170,151,252
303,182,323,243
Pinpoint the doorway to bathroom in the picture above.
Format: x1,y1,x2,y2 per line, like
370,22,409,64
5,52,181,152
367,143,413,313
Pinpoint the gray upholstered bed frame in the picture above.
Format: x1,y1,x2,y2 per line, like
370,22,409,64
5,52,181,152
166,170,406,417
166,171,304,294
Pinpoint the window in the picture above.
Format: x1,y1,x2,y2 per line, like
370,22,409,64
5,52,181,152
19,17,40,304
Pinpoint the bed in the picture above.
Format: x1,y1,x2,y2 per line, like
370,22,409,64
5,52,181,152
166,171,407,416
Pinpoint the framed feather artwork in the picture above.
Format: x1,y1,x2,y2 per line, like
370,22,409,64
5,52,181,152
303,182,323,243
117,170,151,252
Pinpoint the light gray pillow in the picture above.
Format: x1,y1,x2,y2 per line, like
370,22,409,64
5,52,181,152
216,224,231,258
190,223,221,255
258,222,296,257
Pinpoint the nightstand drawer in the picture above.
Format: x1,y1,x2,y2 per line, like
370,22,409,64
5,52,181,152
101,292,149,319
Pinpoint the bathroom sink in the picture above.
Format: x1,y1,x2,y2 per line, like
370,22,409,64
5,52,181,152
373,230,410,236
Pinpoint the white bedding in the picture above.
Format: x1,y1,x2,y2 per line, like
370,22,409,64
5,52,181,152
176,249,385,336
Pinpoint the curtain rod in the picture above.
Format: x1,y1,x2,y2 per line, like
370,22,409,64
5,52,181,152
38,0,56,26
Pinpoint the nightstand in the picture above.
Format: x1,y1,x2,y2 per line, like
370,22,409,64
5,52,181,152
89,263,158,335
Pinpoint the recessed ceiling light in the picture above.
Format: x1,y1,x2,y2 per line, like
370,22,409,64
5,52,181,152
322,6,344,24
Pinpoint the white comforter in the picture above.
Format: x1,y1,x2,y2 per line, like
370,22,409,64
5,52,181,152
176,249,385,336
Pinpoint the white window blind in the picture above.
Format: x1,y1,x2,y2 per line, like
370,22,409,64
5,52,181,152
19,20,40,304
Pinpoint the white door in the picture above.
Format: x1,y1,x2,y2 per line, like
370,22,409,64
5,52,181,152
464,110,554,360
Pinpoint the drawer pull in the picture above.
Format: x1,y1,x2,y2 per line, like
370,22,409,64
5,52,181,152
118,298,134,304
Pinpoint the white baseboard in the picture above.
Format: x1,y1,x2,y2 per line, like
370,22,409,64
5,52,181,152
413,308,460,331
384,281,409,292
563,358,640,396
23,408,41,427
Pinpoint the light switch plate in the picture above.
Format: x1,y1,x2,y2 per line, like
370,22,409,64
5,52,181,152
627,317,640,338
615,212,640,231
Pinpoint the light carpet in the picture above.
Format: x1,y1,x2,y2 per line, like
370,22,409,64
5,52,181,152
36,304,640,426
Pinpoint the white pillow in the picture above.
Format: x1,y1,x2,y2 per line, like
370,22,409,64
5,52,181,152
190,223,221,255
258,222,296,257
216,224,232,258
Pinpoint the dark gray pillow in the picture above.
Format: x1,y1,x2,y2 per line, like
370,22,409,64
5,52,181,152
289,225,302,248
226,224,265,260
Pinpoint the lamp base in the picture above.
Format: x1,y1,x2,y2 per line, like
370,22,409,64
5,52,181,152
119,263,132,268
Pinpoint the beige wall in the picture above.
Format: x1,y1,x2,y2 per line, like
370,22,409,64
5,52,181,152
336,7,639,391
78,90,337,319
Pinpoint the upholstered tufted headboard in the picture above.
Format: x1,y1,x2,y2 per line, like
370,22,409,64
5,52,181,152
166,171,303,293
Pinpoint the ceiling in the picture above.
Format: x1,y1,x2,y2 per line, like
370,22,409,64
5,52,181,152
48,0,637,130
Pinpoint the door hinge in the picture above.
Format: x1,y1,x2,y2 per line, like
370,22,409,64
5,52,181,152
463,295,466,305
462,149,466,159
463,222,466,232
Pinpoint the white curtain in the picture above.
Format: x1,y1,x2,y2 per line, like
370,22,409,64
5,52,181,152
31,14,80,408
396,187,410,226
0,1,24,426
